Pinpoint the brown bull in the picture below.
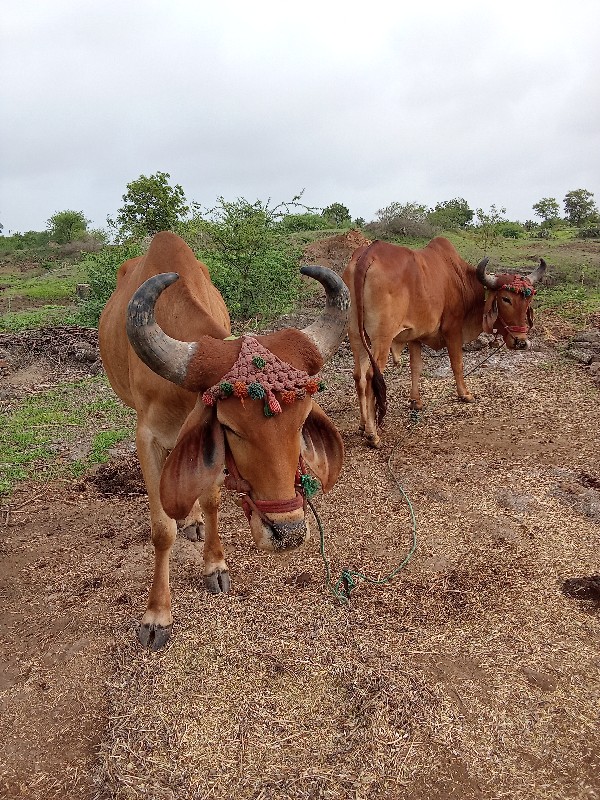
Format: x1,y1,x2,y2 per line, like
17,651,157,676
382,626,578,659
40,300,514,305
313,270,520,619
343,237,546,447
99,232,349,649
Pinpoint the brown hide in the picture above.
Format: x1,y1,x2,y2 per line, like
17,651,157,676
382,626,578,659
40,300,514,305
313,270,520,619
98,231,348,649
343,237,542,445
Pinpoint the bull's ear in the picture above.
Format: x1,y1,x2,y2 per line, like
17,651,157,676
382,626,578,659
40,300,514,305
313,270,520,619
482,294,498,334
527,305,534,328
301,402,344,493
160,403,225,519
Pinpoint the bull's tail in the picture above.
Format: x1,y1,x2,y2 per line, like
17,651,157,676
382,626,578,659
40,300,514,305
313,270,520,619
353,244,387,427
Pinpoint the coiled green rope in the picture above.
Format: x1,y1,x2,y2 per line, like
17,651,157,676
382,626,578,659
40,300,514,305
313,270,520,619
311,446,418,604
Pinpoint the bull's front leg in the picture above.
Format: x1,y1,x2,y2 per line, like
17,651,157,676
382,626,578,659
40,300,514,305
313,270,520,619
136,425,177,650
200,486,230,594
446,335,475,402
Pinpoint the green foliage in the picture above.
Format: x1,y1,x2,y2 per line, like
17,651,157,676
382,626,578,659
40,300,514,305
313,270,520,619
322,203,351,227
376,201,429,225
563,189,598,226
496,221,524,239
279,213,329,232
47,210,89,244
78,243,142,326
0,376,135,496
112,171,189,240
369,201,434,240
0,230,51,254
579,226,600,239
474,205,507,250
532,197,560,224
427,198,473,230
192,196,302,321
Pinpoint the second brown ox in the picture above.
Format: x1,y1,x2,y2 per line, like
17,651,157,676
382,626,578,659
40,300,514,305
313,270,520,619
99,232,349,649
343,237,546,446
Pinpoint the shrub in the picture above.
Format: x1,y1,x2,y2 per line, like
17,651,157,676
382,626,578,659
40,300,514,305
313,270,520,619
365,216,435,240
279,213,328,232
579,226,600,239
496,221,524,239
193,196,303,321
78,243,142,326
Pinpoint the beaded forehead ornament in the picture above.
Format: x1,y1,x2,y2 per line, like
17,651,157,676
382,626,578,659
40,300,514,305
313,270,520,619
501,276,536,298
202,335,326,418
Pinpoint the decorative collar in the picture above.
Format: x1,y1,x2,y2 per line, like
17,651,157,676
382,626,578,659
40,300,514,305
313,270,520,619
202,335,325,417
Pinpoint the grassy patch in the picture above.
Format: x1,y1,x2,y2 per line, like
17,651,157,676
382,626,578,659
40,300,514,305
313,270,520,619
0,376,136,496
0,305,79,332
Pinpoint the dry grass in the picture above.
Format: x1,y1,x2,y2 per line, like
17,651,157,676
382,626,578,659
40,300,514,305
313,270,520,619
91,340,600,800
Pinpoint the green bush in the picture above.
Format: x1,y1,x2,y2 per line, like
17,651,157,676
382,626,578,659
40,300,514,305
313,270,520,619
78,243,142,326
279,213,328,232
193,197,303,321
496,221,524,239
579,226,600,239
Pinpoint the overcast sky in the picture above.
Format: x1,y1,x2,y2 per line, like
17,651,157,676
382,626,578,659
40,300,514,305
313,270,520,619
2,0,599,234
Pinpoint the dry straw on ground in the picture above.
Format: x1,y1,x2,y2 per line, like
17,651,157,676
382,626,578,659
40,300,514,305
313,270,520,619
92,342,600,800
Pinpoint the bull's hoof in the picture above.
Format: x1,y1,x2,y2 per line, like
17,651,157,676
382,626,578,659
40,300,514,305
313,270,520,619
137,622,173,651
181,522,205,542
205,569,231,595
409,399,423,411
365,434,381,449
458,393,475,403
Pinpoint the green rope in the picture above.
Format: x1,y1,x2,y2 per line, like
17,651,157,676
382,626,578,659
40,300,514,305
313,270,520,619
312,446,418,604
312,340,505,603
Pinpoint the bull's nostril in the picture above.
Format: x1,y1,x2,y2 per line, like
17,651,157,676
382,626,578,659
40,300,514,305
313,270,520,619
269,519,307,550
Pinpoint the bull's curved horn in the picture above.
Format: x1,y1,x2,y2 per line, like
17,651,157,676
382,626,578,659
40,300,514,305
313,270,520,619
299,265,350,361
527,258,547,285
475,257,500,290
126,272,196,386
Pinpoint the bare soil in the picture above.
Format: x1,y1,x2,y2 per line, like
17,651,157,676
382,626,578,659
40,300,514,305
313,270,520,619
1,235,599,800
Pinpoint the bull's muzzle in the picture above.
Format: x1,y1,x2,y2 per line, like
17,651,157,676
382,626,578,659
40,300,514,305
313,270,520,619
249,511,310,552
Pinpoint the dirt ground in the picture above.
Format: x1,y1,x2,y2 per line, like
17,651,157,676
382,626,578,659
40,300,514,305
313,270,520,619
1,236,599,799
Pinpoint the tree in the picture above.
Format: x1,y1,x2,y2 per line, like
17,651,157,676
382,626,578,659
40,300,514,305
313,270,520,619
113,171,189,240
427,198,473,230
474,205,507,250
322,202,351,227
46,210,89,244
532,197,560,224
563,189,598,226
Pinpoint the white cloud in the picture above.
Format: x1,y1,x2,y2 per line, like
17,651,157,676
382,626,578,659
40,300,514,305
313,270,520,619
1,0,598,232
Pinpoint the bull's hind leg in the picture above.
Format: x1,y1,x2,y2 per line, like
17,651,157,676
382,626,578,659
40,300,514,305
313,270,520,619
408,341,424,410
390,338,406,367
135,424,177,650
348,329,370,435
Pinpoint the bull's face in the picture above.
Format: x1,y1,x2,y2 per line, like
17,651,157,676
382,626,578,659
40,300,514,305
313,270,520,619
157,391,344,553
477,258,546,348
218,393,332,551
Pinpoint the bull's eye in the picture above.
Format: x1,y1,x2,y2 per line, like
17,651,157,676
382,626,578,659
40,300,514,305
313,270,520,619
501,296,512,304
221,423,242,439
